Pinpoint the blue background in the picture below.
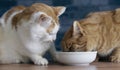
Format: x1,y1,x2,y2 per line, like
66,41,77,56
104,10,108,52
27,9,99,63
0,0,120,61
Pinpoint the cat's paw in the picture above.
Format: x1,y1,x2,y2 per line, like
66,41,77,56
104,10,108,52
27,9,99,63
110,55,120,63
31,56,48,65
34,58,48,65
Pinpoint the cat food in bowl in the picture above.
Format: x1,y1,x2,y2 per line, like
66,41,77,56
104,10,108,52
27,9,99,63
55,51,97,66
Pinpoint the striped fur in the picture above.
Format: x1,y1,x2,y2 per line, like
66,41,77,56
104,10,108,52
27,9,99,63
62,8,120,63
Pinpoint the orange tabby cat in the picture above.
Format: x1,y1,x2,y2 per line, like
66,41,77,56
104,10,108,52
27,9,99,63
62,8,120,63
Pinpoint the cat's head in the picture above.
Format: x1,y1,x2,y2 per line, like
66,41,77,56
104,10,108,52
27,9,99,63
61,21,87,52
12,3,66,42
62,13,102,52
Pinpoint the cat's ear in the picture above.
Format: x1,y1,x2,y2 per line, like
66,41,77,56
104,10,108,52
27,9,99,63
53,6,66,17
73,21,80,36
73,21,83,36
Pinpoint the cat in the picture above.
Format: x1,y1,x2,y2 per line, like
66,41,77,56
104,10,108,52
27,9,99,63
0,3,66,65
61,8,120,63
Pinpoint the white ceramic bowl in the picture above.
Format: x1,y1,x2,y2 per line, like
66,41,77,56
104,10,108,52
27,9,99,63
55,51,97,66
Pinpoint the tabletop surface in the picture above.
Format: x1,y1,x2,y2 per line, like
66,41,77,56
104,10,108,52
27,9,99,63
0,62,119,70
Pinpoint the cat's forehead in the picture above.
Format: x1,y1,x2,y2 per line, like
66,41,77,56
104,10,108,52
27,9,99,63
31,4,59,24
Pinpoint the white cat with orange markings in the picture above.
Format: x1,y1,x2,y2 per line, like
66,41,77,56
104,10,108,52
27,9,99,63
0,3,66,65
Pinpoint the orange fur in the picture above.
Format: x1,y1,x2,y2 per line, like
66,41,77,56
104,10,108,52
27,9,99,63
4,6,26,23
12,3,64,32
0,3,66,65
62,8,120,63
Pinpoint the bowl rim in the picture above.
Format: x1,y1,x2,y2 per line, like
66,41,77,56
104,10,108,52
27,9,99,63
55,51,97,55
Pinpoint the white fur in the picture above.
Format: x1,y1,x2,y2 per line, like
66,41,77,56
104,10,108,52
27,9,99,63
0,11,60,65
